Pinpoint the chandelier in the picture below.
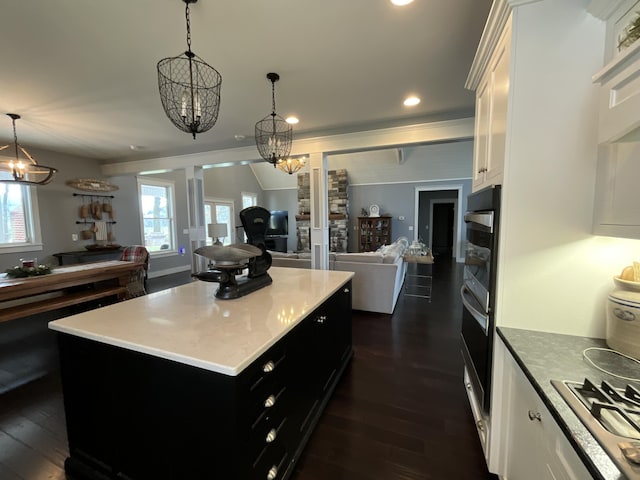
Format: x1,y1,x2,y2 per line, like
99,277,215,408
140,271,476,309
277,156,306,175
0,114,57,186
157,0,222,140
255,73,292,166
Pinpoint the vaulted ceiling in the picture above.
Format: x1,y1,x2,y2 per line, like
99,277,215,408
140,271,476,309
0,0,491,165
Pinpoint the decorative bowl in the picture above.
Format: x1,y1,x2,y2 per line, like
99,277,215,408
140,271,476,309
613,275,640,292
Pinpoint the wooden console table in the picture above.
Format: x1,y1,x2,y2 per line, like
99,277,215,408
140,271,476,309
0,260,144,323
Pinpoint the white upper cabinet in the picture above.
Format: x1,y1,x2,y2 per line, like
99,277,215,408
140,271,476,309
469,21,511,192
590,0,640,238
590,0,640,143
471,25,511,192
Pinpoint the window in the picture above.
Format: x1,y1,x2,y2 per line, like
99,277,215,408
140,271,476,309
138,178,176,254
0,182,42,253
242,192,257,209
204,199,234,246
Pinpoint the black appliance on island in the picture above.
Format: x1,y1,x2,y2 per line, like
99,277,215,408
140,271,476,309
193,206,272,299
461,185,501,414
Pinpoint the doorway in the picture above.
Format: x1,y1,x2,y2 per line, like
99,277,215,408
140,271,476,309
414,185,463,261
430,201,454,258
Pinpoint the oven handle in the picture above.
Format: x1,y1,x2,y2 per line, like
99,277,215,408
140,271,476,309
464,211,494,232
460,284,489,335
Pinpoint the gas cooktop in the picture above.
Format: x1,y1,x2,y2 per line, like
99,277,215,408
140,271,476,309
552,378,640,479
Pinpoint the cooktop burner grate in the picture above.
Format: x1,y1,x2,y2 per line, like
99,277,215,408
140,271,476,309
552,378,640,479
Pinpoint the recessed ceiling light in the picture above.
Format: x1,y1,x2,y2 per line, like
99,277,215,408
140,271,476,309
391,0,414,5
403,96,421,107
285,116,299,125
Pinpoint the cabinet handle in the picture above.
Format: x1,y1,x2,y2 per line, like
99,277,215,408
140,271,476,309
528,410,541,422
476,420,485,431
316,315,326,324
267,465,278,480
343,287,350,293
264,394,276,408
266,428,277,443
465,382,472,391
263,360,275,373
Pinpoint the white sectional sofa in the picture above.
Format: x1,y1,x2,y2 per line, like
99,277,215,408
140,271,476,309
269,239,412,314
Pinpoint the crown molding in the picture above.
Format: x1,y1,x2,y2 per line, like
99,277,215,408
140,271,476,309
100,118,474,176
465,0,542,90
587,0,629,20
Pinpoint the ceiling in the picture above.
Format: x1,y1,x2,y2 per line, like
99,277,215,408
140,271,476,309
0,0,491,164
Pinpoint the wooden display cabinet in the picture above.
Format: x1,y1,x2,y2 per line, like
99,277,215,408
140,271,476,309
357,216,391,252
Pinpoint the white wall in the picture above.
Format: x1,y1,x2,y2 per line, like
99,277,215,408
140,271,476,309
495,1,640,338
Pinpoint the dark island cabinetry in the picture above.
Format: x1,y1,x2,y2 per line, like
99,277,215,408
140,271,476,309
57,280,352,480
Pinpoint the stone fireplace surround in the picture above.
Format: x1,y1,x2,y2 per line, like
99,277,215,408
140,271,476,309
295,169,348,253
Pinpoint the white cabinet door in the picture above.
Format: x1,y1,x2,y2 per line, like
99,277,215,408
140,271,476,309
473,78,491,190
471,22,511,192
485,28,510,187
496,338,591,480
593,142,640,238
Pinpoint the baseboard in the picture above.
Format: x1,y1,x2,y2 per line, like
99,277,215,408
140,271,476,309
148,264,191,279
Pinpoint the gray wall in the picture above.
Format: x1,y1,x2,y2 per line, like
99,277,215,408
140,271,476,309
120,170,193,275
0,147,109,269
347,179,471,256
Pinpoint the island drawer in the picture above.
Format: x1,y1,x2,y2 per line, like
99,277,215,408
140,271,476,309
240,341,288,394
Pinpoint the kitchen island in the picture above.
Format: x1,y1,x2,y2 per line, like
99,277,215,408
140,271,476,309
49,267,354,480
497,327,640,480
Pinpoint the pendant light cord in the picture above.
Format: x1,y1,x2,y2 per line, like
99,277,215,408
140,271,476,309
11,117,19,160
185,3,192,54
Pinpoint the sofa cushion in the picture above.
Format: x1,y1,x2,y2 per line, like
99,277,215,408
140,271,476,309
335,252,384,264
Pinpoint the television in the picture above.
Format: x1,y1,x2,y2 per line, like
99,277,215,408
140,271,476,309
266,210,288,236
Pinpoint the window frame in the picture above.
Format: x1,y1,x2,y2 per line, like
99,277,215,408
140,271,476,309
0,183,43,254
241,191,257,209
137,177,177,257
204,197,235,246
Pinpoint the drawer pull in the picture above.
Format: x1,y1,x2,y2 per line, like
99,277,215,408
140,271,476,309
263,360,275,373
264,394,276,408
266,428,277,443
343,287,350,293
267,466,278,480
528,410,541,422
476,419,484,431
465,382,472,391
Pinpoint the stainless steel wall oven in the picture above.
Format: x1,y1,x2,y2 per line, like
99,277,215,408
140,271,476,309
461,185,501,413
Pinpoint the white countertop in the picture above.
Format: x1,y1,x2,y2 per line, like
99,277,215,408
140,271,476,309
48,267,354,376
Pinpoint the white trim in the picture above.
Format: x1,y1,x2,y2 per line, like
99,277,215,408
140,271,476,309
100,118,475,176
465,0,539,90
587,0,629,20
414,184,465,262
204,197,235,245
349,176,471,188
148,264,192,279
0,184,43,253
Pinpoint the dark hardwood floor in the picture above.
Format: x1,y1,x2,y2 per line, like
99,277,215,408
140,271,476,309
0,262,496,480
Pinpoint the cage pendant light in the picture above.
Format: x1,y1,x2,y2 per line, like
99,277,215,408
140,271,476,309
0,114,57,186
157,0,222,140
255,73,292,166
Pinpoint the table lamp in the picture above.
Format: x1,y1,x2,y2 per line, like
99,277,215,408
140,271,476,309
208,223,227,246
